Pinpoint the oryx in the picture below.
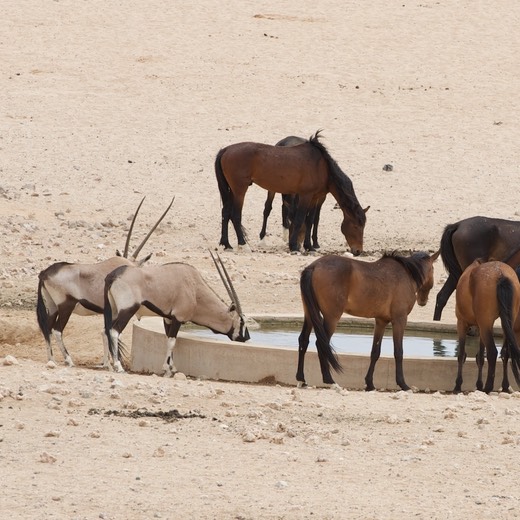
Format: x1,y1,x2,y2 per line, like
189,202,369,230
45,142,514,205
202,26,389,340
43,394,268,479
36,196,174,368
104,251,250,374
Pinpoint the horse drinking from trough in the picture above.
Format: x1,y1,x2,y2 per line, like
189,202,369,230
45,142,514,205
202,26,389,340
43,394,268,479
297,250,440,390
454,259,520,393
215,131,368,254
434,216,520,321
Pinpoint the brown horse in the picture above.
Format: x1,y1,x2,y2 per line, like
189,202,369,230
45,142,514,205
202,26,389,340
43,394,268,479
215,131,369,254
454,259,520,393
259,135,326,251
297,250,440,390
434,216,520,321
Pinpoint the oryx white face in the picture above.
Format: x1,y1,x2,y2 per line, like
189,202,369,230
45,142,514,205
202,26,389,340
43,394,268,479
229,305,250,342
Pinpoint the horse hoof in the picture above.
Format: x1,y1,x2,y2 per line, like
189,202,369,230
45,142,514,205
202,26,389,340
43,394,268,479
296,381,307,388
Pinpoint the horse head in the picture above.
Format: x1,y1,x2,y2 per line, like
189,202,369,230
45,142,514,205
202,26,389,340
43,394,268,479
416,250,440,306
340,206,369,256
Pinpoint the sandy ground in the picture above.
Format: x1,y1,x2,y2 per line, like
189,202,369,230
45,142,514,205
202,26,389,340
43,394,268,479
1,1,520,518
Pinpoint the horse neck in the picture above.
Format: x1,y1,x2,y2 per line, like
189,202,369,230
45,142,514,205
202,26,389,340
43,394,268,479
505,247,520,269
327,181,358,218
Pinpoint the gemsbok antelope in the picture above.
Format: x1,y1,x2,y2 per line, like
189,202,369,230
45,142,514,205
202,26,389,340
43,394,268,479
36,196,174,368
104,251,250,374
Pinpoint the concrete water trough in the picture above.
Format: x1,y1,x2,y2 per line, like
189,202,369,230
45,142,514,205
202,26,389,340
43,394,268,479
131,316,516,393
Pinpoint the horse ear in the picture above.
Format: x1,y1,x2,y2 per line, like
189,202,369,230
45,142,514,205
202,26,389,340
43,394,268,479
363,206,370,213
431,249,440,262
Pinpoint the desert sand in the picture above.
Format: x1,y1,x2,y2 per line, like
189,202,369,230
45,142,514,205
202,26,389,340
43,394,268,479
1,1,520,518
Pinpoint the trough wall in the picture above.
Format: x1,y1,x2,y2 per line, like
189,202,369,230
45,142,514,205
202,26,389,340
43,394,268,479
131,316,514,393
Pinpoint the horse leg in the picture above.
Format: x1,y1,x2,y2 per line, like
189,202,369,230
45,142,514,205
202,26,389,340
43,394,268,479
475,340,485,391
454,319,468,393
162,318,182,377
230,193,248,247
281,194,292,242
302,208,315,252
500,341,511,393
296,316,312,386
433,274,458,321
311,200,324,250
315,318,338,386
259,191,275,240
482,330,498,393
220,202,233,250
391,318,410,391
365,318,387,391
289,200,311,253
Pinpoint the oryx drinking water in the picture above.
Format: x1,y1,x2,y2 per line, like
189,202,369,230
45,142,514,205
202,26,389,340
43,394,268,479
103,251,250,374
36,196,174,368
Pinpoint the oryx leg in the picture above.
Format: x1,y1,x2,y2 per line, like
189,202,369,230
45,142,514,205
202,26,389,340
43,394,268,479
109,304,140,373
52,331,74,367
51,301,77,366
100,331,111,369
162,317,182,377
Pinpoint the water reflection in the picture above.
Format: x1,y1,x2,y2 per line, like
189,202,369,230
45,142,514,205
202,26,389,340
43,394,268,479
184,325,483,358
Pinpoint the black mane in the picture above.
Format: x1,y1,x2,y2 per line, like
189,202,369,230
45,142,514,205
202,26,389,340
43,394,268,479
308,131,366,225
383,251,431,288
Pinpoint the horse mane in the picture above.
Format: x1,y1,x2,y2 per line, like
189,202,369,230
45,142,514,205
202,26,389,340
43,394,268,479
307,131,366,225
383,251,430,288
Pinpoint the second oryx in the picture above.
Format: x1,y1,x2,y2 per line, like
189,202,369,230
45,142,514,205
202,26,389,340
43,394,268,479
104,251,250,374
36,196,174,368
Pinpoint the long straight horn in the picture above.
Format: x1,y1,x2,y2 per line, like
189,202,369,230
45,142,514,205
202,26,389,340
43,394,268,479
130,196,175,261
123,196,146,258
209,250,243,315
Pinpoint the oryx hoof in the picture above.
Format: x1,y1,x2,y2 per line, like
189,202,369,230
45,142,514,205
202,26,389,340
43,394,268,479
113,362,125,373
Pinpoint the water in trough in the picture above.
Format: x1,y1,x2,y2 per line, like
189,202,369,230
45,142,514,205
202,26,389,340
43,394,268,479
184,324,482,358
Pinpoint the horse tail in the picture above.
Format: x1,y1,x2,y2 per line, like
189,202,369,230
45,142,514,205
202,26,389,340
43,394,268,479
300,266,342,373
215,148,232,208
36,278,51,343
439,222,463,280
496,276,520,387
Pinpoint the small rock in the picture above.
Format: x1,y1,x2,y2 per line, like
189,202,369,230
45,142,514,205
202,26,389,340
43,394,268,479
40,452,57,463
3,355,19,366
242,432,257,443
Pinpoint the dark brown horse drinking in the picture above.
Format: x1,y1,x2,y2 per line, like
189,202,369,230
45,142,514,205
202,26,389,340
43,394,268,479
297,250,440,390
434,216,520,321
454,259,520,393
215,131,368,254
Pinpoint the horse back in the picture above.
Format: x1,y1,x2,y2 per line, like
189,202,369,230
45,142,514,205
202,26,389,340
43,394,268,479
308,255,416,321
456,260,520,327
451,216,520,270
220,141,328,195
